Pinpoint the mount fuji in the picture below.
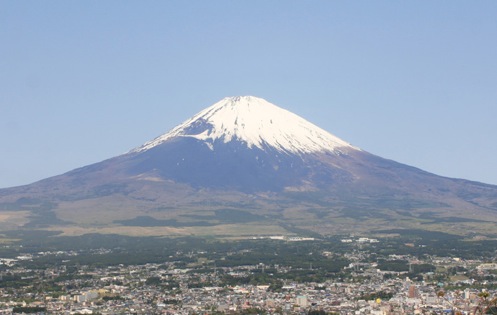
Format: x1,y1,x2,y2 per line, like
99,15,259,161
1,96,497,237
126,96,358,192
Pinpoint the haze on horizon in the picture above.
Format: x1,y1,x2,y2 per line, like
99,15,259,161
1,1,497,188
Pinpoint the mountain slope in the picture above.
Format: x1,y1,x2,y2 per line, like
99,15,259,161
1,96,496,237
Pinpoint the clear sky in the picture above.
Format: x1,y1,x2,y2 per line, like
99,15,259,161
1,1,496,188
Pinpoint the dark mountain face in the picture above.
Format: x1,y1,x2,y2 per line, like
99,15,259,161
1,96,497,237
121,137,357,192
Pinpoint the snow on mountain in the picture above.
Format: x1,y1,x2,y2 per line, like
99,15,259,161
132,96,358,155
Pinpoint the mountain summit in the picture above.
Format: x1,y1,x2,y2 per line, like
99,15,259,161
133,96,356,155
1,96,497,237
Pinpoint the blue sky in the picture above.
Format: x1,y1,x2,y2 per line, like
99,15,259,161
1,1,497,188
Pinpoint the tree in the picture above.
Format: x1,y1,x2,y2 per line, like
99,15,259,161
474,291,497,315
145,276,161,285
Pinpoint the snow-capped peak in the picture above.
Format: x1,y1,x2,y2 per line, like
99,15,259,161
132,96,358,154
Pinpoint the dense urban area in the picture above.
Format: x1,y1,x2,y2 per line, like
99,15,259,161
0,230,496,315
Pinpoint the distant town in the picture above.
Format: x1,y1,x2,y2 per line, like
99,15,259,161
0,233,496,314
